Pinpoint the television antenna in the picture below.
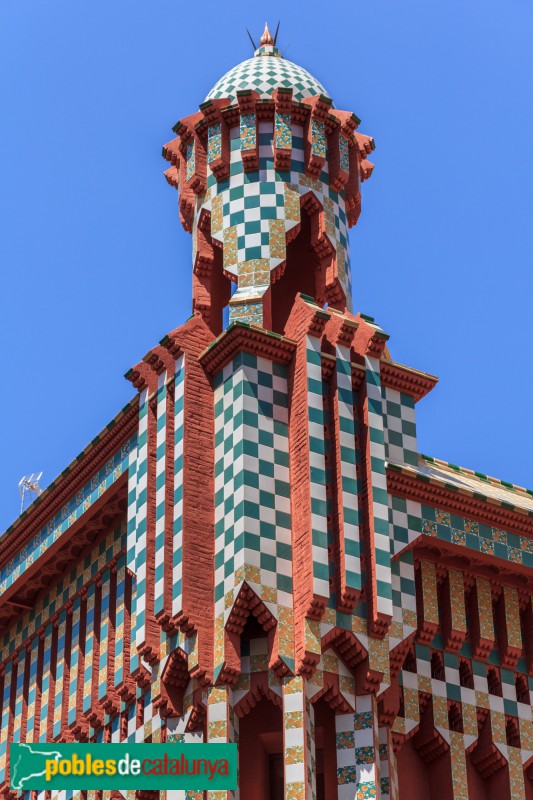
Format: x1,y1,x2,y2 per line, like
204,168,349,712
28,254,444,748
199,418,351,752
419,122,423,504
18,472,43,514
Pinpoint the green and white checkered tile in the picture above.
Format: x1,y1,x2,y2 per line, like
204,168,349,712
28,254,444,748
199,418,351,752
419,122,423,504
336,343,362,595
401,646,533,750
133,387,149,660
154,373,167,620
382,386,418,468
191,115,353,317
126,429,140,674
173,355,185,618
205,46,331,106
214,353,293,624
388,494,423,556
390,549,417,648
365,356,392,619
0,523,124,708
306,336,330,602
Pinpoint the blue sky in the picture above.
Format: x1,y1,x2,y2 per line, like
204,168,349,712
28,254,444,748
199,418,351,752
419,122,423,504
1,0,532,531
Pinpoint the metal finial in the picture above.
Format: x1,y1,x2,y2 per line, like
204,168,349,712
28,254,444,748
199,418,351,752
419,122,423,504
260,22,274,46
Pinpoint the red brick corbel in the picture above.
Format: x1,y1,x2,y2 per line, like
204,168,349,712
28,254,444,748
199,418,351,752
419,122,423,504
328,110,359,192
200,98,231,181
174,112,207,196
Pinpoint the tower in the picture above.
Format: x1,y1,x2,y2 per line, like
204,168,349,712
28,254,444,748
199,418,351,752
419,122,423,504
1,22,533,800
162,23,375,334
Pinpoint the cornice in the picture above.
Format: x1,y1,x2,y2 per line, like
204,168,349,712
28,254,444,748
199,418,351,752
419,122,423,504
387,464,533,537
409,537,533,595
0,399,138,567
380,359,438,402
199,321,297,375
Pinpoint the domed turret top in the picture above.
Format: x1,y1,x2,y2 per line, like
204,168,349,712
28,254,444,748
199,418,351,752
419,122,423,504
205,24,331,106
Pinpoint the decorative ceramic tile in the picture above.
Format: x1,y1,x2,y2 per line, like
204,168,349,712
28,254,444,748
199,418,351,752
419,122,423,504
206,48,331,105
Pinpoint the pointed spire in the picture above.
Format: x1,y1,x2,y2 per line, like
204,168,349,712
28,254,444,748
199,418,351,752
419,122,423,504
259,22,274,46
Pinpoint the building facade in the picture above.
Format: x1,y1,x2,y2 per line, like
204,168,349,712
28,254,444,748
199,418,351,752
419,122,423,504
1,24,533,800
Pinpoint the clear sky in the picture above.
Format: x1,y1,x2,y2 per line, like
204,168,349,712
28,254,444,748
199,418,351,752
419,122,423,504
1,0,532,531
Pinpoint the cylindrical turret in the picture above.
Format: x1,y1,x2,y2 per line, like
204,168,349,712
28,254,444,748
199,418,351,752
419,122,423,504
163,27,374,335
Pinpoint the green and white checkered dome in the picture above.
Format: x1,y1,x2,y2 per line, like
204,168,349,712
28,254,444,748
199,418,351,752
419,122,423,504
205,45,332,106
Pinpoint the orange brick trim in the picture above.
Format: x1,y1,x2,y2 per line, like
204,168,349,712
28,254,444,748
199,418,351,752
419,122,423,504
387,464,533,536
380,360,438,402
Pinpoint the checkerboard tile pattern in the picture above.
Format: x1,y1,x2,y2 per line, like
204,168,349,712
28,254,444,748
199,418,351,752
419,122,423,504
306,336,330,602
205,47,331,106
133,388,149,659
421,505,533,568
382,387,418,468
0,528,127,762
190,111,353,323
336,343,362,595
390,549,417,647
365,356,393,619
173,355,185,618
388,494,423,556
154,374,167,620
0,524,125,663
397,642,533,767
213,352,293,676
